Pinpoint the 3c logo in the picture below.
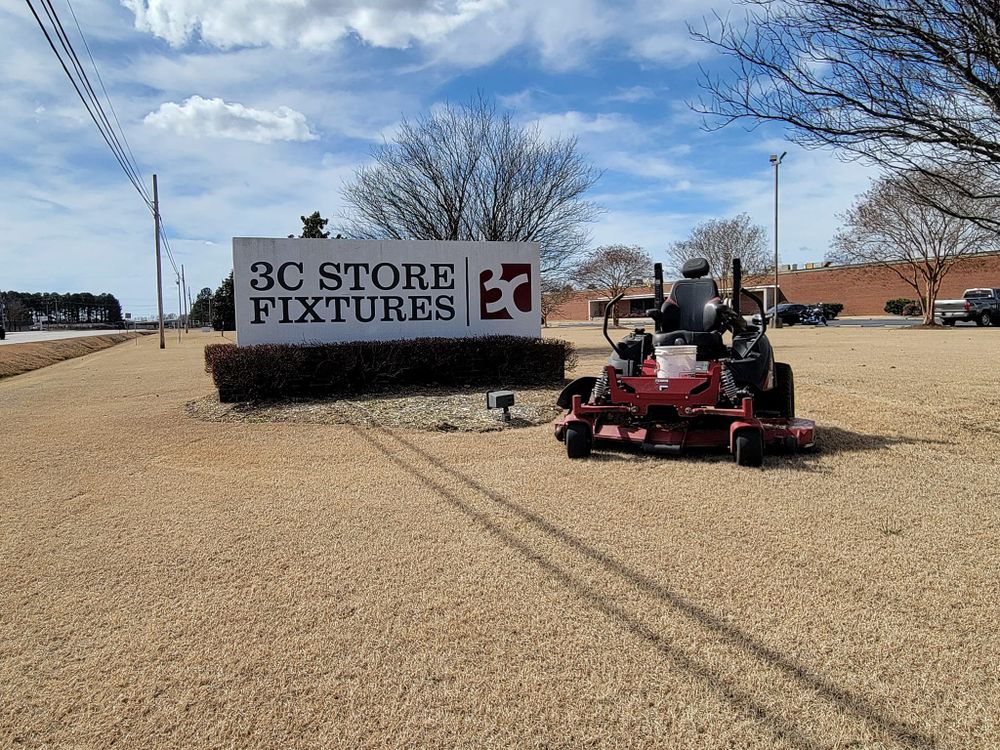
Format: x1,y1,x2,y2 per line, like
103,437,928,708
479,264,532,320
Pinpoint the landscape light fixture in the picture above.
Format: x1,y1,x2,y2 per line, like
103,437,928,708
769,151,787,328
486,390,515,422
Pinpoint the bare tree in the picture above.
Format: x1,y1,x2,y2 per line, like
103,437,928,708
574,245,652,326
668,213,769,294
540,281,576,327
340,97,601,279
692,0,1000,228
832,170,999,324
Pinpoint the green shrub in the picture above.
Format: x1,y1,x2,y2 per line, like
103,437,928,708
819,302,843,318
884,298,915,315
901,301,923,316
205,336,576,402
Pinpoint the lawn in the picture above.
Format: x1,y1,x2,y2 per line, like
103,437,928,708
0,326,997,748
0,333,138,378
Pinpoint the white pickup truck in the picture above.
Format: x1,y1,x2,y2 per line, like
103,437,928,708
934,288,1000,327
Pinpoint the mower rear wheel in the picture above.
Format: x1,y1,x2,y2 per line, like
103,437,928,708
734,430,764,467
565,422,591,459
758,362,794,419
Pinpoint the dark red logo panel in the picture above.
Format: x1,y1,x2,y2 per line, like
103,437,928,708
479,264,532,320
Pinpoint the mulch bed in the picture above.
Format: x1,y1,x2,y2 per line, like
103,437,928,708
186,385,565,432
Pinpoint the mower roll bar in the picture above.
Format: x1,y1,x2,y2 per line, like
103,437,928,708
603,292,626,357
731,256,767,334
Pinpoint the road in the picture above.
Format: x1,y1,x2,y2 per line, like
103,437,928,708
0,328,129,346
828,317,982,327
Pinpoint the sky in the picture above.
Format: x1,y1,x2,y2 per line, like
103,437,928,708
1,0,879,318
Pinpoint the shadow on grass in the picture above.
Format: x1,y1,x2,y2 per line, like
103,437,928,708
350,423,937,750
572,425,946,472
809,426,946,456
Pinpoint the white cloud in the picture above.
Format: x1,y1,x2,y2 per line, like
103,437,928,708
606,85,657,103
120,0,724,70
531,111,635,140
143,96,317,143
122,0,504,50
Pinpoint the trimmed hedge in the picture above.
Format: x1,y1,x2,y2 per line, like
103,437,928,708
205,336,576,402
819,302,843,319
884,297,916,315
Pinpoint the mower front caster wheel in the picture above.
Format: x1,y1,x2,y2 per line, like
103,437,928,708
565,423,592,459
734,430,764,467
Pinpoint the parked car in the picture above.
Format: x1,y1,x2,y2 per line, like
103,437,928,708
752,303,806,326
934,288,1000,327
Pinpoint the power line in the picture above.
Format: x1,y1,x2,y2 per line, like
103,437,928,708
159,224,180,277
24,0,151,208
26,0,190,342
62,0,150,204
39,0,148,201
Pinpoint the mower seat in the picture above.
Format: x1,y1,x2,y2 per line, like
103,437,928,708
652,258,725,358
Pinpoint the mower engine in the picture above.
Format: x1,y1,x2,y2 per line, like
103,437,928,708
607,328,651,377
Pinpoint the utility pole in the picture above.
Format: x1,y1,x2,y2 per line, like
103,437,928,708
176,275,182,343
153,174,165,349
769,152,787,328
181,264,189,333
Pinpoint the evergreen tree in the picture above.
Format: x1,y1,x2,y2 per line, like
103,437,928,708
211,272,236,331
189,287,213,327
300,211,330,238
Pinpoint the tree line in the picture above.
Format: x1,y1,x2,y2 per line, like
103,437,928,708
187,273,235,331
1,291,123,330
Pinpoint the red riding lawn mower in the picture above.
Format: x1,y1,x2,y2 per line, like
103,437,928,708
554,257,816,466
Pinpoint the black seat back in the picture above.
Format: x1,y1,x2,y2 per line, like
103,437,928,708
649,258,725,358
667,275,719,332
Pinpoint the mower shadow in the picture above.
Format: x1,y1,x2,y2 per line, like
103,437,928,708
764,426,948,474
581,425,945,472
350,423,937,750
809,425,946,455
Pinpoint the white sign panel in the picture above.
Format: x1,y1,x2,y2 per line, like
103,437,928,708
233,238,541,346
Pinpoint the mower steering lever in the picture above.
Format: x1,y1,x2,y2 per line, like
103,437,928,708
603,292,626,357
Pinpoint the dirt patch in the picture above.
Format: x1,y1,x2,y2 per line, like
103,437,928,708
0,333,142,378
186,385,564,431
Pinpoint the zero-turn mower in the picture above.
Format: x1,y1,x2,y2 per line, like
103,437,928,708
554,257,815,466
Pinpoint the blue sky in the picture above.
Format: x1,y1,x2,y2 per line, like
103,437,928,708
1,0,876,318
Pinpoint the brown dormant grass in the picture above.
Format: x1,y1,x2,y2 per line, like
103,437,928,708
0,327,997,749
0,333,138,378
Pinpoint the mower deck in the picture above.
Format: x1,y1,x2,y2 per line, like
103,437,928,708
554,414,815,455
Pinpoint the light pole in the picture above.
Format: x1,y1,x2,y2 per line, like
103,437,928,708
769,151,786,328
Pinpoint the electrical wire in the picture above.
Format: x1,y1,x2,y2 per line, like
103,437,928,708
62,0,150,204
24,0,152,208
26,0,190,310
39,0,151,205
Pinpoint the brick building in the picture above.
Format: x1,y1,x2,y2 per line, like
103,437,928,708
548,251,1000,320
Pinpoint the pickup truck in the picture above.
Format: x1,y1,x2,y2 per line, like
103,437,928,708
934,288,1000,327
